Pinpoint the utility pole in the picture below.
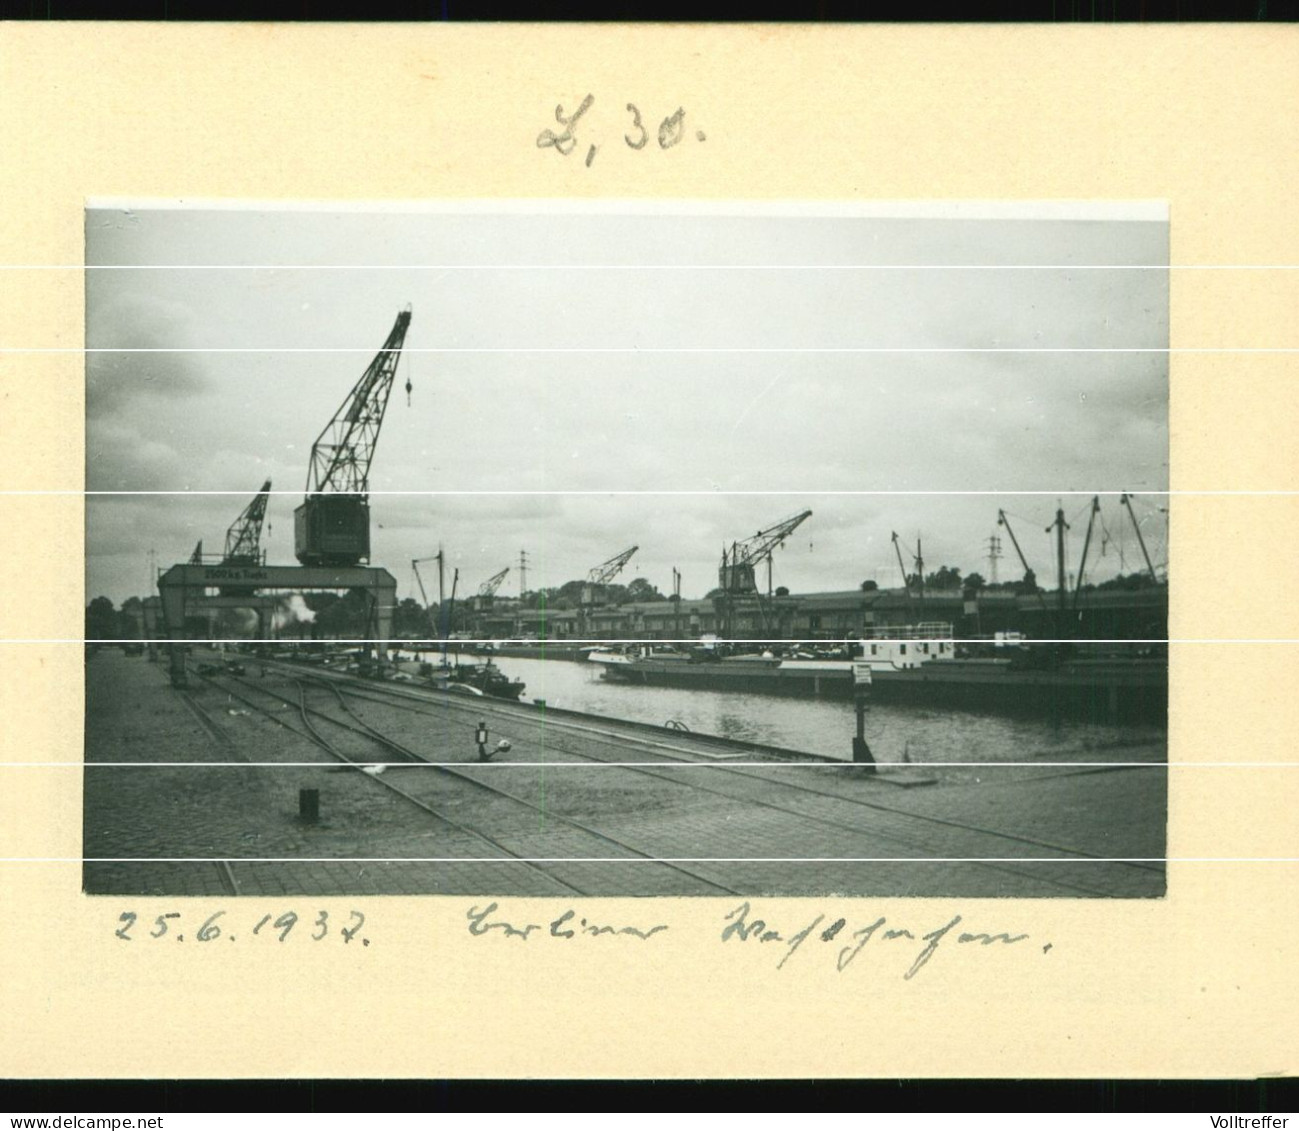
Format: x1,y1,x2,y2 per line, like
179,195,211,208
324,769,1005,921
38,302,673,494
987,533,1002,585
437,547,445,630
1072,497,1101,613
1047,505,1070,641
672,567,682,639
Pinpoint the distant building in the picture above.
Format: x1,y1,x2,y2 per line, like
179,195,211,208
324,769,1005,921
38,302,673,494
470,584,1167,643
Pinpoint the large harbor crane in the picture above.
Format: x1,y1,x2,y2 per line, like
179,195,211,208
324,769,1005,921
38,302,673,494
295,307,412,567
223,478,272,566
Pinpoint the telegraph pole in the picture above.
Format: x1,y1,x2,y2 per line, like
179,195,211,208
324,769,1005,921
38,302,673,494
1048,505,1070,641
986,533,1002,585
436,547,445,629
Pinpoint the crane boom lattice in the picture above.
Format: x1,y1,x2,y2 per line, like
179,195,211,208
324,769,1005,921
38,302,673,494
588,546,638,586
719,510,812,594
295,308,412,567
478,567,511,598
223,479,272,565
304,309,412,496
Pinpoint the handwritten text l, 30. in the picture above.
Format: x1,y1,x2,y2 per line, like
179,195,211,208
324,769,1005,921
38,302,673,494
536,95,705,168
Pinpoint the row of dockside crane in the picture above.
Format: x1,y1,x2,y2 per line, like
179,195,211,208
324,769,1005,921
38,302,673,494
189,307,817,624
187,307,1163,630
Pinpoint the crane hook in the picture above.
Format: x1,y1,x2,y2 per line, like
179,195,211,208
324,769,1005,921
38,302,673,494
406,374,412,407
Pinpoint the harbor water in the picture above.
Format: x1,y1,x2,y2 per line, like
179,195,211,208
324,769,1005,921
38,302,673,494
481,656,1166,780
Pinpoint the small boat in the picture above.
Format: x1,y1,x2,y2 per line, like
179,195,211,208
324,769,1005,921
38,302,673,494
584,647,637,667
446,660,526,701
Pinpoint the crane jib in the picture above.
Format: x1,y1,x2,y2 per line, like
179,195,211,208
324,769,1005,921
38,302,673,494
294,308,412,567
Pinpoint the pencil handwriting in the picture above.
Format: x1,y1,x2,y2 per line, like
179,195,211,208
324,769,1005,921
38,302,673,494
721,901,1036,979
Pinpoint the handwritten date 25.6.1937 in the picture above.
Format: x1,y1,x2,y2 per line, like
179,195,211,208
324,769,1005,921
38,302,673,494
537,94,704,168
114,908,368,946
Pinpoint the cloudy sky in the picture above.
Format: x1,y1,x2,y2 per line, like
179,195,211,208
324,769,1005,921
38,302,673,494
85,203,1169,606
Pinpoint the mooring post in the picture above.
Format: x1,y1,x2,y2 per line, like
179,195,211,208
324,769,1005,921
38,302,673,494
851,659,876,773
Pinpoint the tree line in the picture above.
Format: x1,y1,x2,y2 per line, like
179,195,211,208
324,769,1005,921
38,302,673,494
860,566,1163,595
85,566,1163,643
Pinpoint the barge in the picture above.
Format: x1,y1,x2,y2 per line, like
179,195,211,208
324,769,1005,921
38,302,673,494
592,641,1166,724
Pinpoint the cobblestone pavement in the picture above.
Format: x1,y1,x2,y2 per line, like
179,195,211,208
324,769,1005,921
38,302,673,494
82,653,1166,899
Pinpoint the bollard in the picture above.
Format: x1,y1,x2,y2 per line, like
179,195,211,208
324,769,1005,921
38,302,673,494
852,735,876,772
299,788,320,824
851,670,876,774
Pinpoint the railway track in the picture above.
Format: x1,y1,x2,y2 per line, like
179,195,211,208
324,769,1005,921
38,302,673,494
274,661,1165,898
189,663,746,898
174,689,245,897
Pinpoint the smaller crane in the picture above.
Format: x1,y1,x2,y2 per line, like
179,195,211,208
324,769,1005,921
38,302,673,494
890,531,925,612
720,511,811,597
578,546,639,638
223,479,272,566
997,508,1049,614
412,552,447,639
718,509,812,635
478,567,511,599
588,546,638,586
471,566,511,637
1120,493,1161,584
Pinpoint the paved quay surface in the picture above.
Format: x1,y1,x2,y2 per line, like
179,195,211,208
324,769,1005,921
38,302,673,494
82,651,1167,899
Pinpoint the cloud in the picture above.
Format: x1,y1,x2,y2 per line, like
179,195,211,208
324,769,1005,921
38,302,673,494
83,208,1169,604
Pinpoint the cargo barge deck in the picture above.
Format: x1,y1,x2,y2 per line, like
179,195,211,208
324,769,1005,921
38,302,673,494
599,654,1166,723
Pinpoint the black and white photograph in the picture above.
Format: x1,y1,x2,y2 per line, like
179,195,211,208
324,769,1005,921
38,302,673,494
83,201,1170,900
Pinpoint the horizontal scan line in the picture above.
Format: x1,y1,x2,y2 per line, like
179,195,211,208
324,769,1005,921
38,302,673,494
21,489,1239,497
8,263,1287,271
12,856,1286,864
33,638,1260,645
4,347,1282,354
12,762,1263,769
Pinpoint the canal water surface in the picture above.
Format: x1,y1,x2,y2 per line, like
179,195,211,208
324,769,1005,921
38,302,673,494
475,656,1166,780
